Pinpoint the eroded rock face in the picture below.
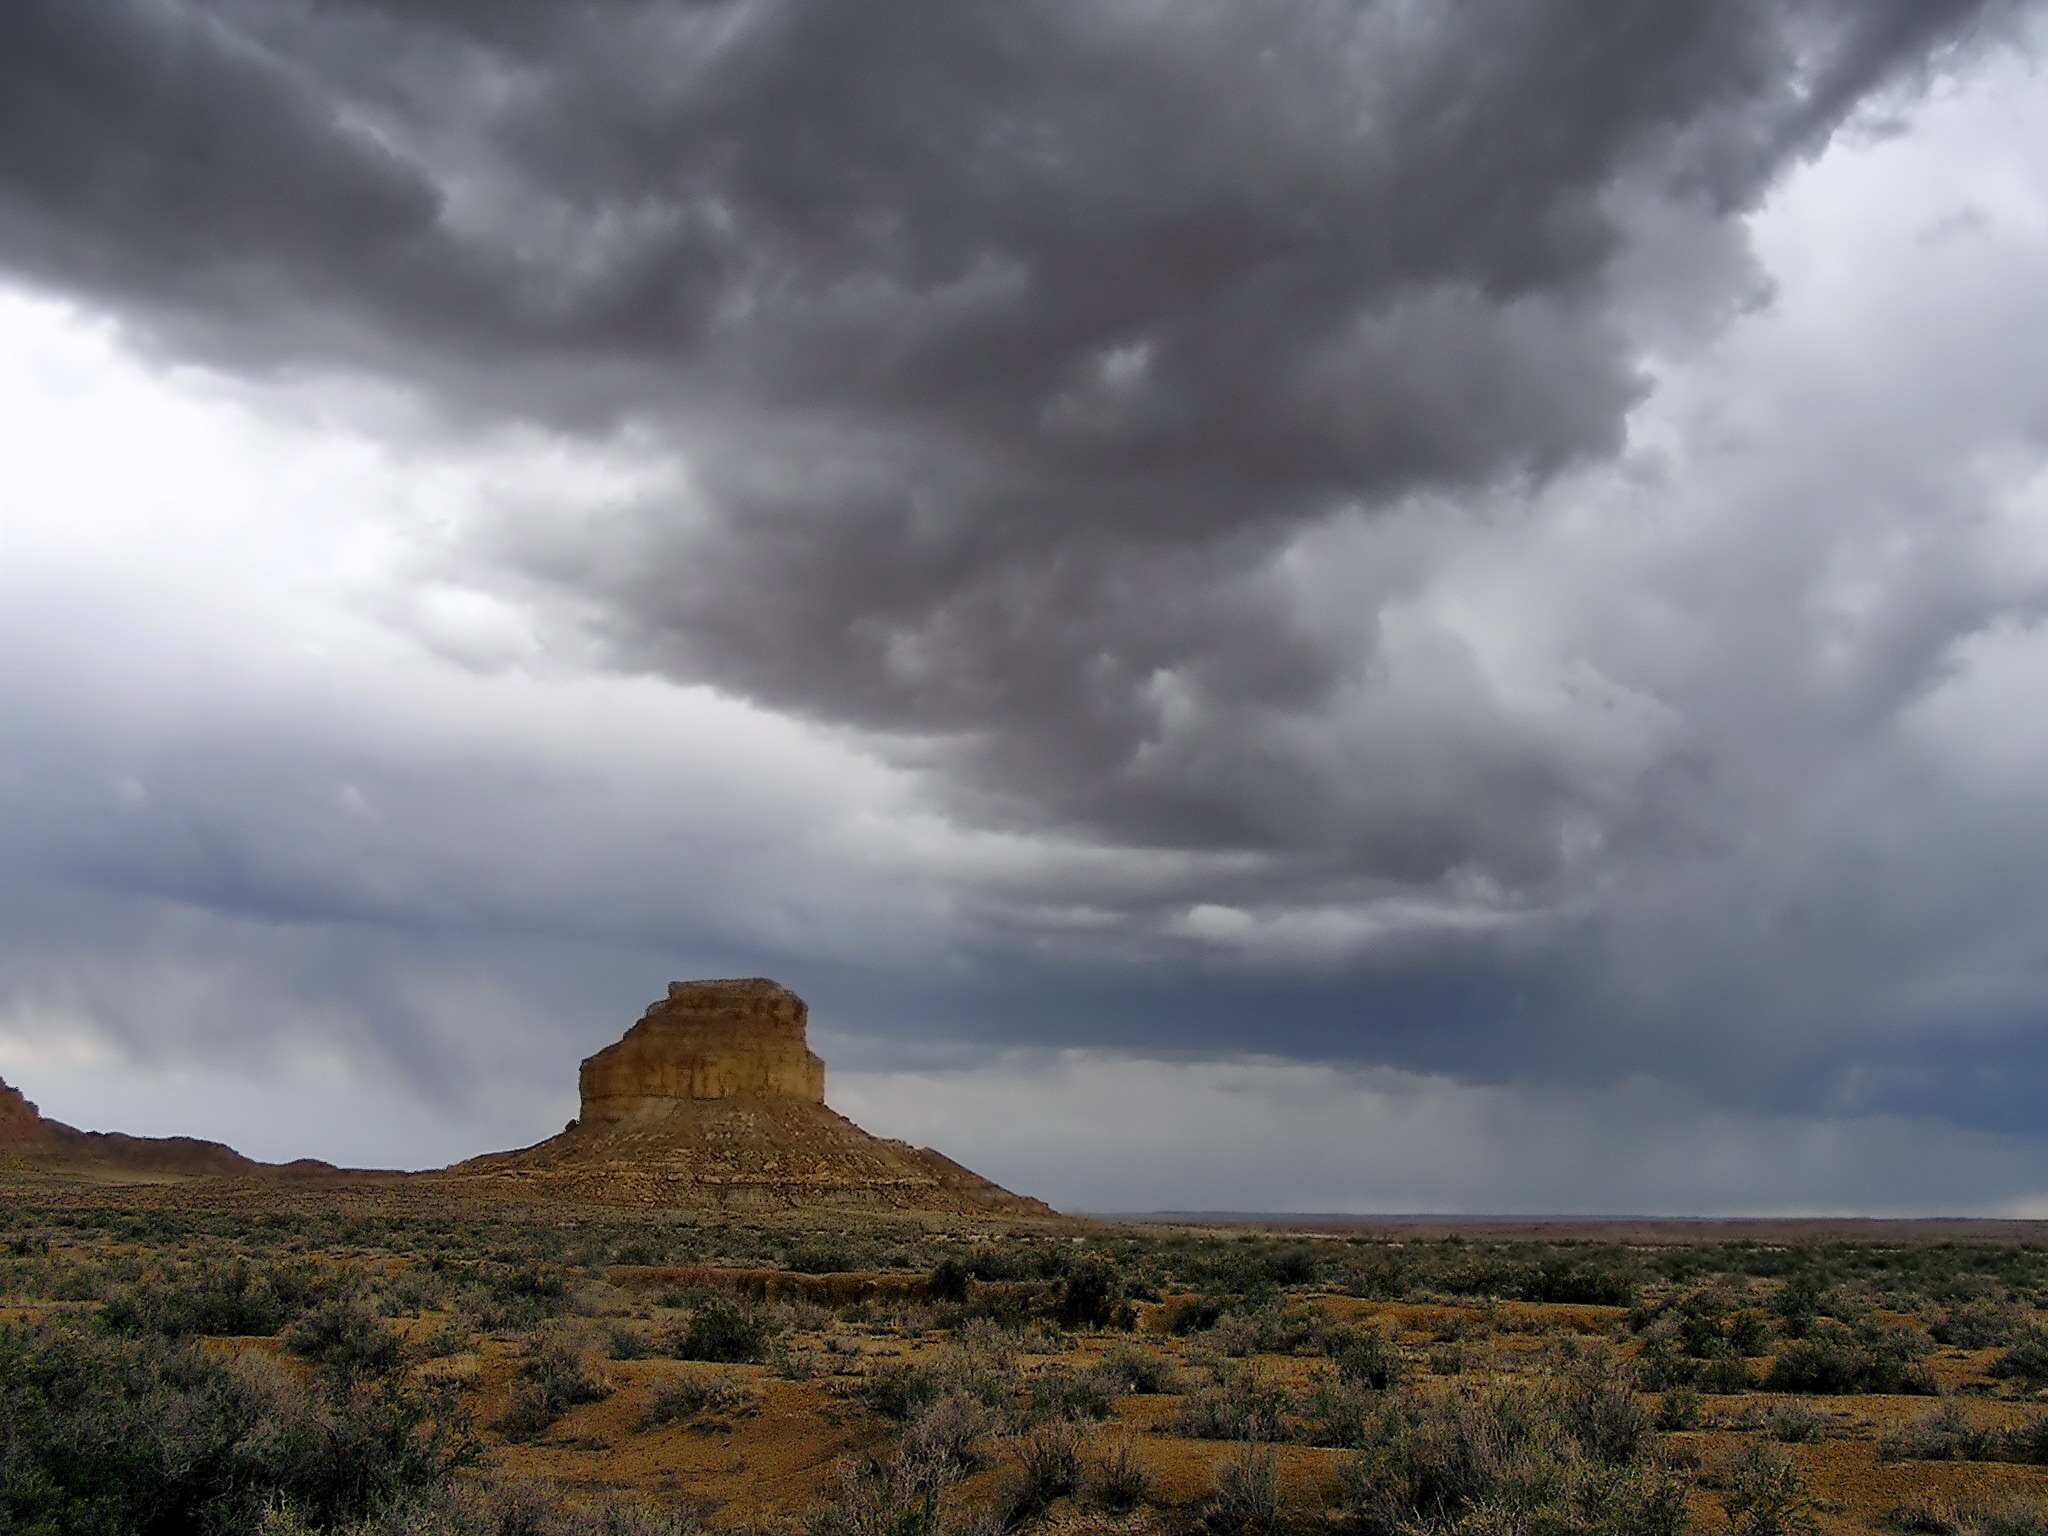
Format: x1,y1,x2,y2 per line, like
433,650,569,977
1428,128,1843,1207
578,978,827,1123
0,1076,54,1149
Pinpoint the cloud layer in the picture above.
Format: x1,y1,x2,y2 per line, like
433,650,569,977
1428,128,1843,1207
1,1,2046,1208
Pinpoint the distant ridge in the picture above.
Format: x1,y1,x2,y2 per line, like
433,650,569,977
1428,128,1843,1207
0,1073,374,1184
1104,1211,2045,1240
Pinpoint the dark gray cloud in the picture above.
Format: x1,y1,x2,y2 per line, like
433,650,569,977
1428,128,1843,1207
0,0,2016,870
2,0,2047,1205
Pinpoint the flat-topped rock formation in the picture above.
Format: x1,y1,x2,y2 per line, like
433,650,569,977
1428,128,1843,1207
447,978,1049,1215
580,979,826,1119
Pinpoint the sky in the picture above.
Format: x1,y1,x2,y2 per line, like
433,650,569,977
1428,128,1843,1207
3,0,2048,1214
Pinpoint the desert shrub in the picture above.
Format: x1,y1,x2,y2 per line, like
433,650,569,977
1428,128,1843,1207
1027,1364,1114,1422
346,1480,705,1536
605,1322,656,1360
1299,1372,1385,1449
669,1296,774,1363
1719,1443,1820,1536
417,1313,477,1360
1763,1315,1934,1395
502,1333,612,1438
1518,1258,1640,1307
807,1439,966,1536
927,1257,971,1304
1202,1312,1267,1358
785,1240,857,1275
1175,1362,1292,1442
1338,1377,1684,1536
1773,1274,1827,1339
1932,1298,2029,1349
863,1360,941,1421
1326,1324,1402,1389
1764,1403,1835,1444
901,1391,1000,1475
1095,1341,1178,1395
1657,1386,1704,1431
1557,1350,1653,1465
483,1263,575,1328
1885,1501,2048,1536
1006,1424,1084,1522
1205,1444,1281,1536
1055,1256,1131,1330
1881,1404,2005,1463
1088,1436,1151,1513
1700,1352,1758,1393
945,1281,1049,1331
98,1259,321,1340
1991,1332,2048,1388
1169,1296,1227,1335
864,1320,1017,1425
0,1318,467,1535
1879,1405,2048,1465
284,1295,408,1383
639,1369,760,1429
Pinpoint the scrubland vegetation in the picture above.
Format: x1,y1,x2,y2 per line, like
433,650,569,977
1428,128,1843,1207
7,1185,2048,1535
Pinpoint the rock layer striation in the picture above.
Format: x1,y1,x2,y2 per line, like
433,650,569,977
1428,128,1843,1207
579,978,826,1119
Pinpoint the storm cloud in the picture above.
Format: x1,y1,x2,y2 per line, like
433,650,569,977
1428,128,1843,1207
1,0,2046,1208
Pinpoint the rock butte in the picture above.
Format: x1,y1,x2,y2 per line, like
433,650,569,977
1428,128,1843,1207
445,978,1051,1215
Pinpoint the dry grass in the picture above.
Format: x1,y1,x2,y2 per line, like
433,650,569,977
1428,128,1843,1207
7,1176,2048,1535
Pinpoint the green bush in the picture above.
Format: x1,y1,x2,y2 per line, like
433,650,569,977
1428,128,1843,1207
1087,1436,1151,1513
1326,1324,1401,1389
98,1260,320,1340
0,1319,467,1535
1991,1332,2048,1388
1006,1424,1084,1522
502,1333,612,1438
1339,1378,1684,1536
1205,1444,1281,1536
1656,1385,1704,1431
1764,1322,1936,1396
1026,1365,1114,1423
1094,1341,1178,1395
1719,1443,1820,1536
669,1297,774,1364
639,1369,760,1430
283,1296,407,1383
1174,1363,1292,1443
1879,1405,2048,1465
1054,1256,1130,1330
1931,1299,2028,1349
